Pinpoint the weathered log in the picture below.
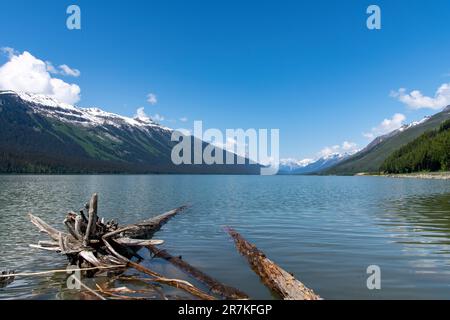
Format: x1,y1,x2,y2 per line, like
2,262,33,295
103,206,187,240
225,227,321,300
0,271,15,288
84,193,98,246
103,238,216,300
115,238,164,246
147,245,248,300
29,244,61,252
29,213,67,241
64,218,81,241
74,215,84,240
79,251,104,267
79,209,88,223
95,284,148,300
38,240,59,247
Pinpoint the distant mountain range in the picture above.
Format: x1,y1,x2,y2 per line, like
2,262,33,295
0,90,260,174
279,152,355,174
2,90,449,175
280,106,450,175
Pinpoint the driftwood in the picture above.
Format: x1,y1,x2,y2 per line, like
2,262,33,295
27,194,216,299
116,238,164,246
147,245,248,299
24,194,243,300
83,193,98,246
103,206,187,240
226,227,321,300
14,193,322,300
101,238,216,300
28,196,187,268
0,271,15,288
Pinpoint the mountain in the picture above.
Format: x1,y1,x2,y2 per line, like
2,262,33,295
0,91,260,174
278,158,314,173
324,106,450,175
279,152,354,175
380,119,450,173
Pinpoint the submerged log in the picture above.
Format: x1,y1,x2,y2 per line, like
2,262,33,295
116,238,164,246
102,238,216,300
147,245,248,300
225,227,321,300
0,271,15,288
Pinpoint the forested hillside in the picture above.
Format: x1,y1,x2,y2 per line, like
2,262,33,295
380,120,450,173
323,106,450,175
0,91,260,174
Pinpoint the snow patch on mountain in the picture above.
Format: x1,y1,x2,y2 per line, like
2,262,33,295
279,150,358,174
279,158,314,171
2,91,172,132
398,116,431,132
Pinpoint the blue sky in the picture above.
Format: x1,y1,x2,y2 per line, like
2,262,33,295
1,0,450,160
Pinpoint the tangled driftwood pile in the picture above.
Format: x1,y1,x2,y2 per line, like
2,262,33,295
28,193,181,269
3,193,320,300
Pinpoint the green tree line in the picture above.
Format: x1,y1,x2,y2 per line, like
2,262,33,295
380,119,450,173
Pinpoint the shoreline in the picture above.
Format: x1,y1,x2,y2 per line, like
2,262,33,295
357,172,450,180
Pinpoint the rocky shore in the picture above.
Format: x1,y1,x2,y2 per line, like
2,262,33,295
358,172,450,180
384,172,450,180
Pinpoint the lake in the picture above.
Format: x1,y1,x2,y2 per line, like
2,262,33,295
1,175,450,300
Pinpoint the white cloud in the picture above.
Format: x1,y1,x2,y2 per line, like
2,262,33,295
45,61,58,74
59,64,81,77
135,107,150,121
134,107,164,123
318,141,358,158
363,113,406,140
342,141,358,151
391,83,450,110
152,113,164,122
147,93,157,105
1,47,18,58
46,61,80,77
0,50,81,104
213,137,238,150
179,117,188,122
209,136,252,160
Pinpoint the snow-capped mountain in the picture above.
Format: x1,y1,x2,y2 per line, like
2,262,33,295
279,151,356,175
360,116,432,155
280,115,435,175
325,107,450,175
0,90,259,174
279,158,314,172
7,91,171,132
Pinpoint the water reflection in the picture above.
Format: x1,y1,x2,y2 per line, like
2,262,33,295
380,192,450,248
1,175,450,299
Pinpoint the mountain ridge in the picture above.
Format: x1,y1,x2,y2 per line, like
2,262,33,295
279,152,356,175
323,106,450,175
0,90,260,174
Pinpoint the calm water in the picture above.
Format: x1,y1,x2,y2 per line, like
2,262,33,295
1,175,450,300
